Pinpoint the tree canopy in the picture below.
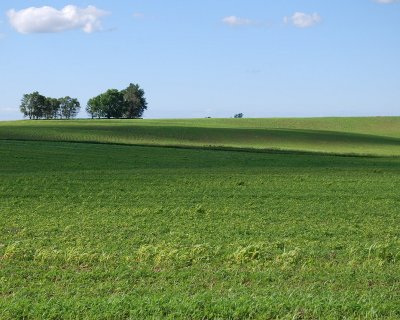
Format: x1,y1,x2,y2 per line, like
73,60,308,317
86,83,147,119
18,83,147,120
19,92,81,120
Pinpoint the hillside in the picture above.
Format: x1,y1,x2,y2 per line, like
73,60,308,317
1,118,400,318
1,139,400,319
0,117,399,156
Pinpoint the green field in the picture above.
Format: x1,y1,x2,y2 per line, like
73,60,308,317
1,118,400,319
1,117,400,156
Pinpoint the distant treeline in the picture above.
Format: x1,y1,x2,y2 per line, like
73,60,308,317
20,92,80,120
19,83,147,120
86,83,147,119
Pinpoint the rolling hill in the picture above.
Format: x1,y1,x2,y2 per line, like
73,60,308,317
0,117,399,156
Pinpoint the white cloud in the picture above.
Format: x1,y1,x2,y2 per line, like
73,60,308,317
7,5,109,34
374,0,399,3
284,12,321,28
222,16,254,26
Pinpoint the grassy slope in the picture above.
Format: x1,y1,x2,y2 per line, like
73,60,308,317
0,117,399,156
1,139,400,319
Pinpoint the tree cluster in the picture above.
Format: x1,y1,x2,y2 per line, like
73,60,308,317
20,92,81,120
86,83,147,119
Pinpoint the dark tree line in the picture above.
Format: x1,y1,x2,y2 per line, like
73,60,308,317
86,83,147,119
20,92,81,120
19,83,147,120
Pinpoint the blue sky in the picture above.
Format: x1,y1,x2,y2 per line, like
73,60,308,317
0,0,399,120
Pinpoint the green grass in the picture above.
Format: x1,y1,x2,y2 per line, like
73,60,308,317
1,131,400,318
1,116,400,156
1,118,400,318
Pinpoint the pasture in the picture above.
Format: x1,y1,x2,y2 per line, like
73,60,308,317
1,118,400,319
0,117,400,156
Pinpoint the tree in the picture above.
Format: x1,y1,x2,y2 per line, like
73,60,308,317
122,83,147,118
234,113,244,118
19,92,80,120
19,92,47,119
19,94,32,119
99,89,125,119
59,97,81,119
86,83,148,119
86,95,103,119
47,98,61,119
44,97,61,119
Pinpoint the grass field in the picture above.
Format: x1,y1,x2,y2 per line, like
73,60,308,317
1,118,400,319
0,117,399,156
